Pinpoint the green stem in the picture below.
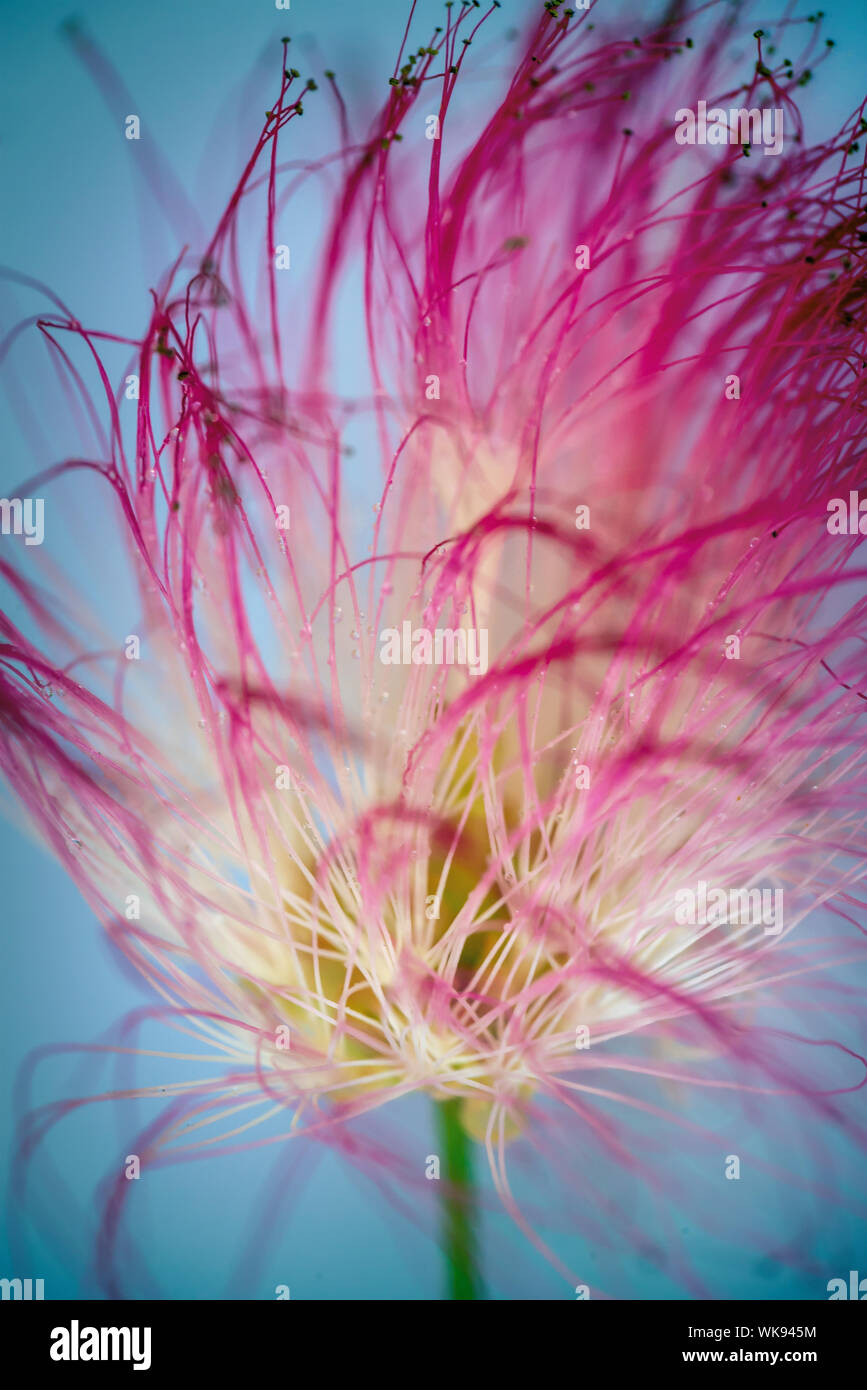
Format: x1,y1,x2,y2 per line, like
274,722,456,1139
434,1097,485,1300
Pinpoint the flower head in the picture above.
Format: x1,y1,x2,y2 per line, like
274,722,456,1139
2,0,866,1296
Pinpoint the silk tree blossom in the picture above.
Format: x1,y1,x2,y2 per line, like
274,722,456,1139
1,0,866,1297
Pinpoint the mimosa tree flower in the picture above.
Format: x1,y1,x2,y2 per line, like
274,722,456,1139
2,0,866,1298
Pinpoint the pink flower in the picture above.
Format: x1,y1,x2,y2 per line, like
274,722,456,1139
2,1,866,1297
